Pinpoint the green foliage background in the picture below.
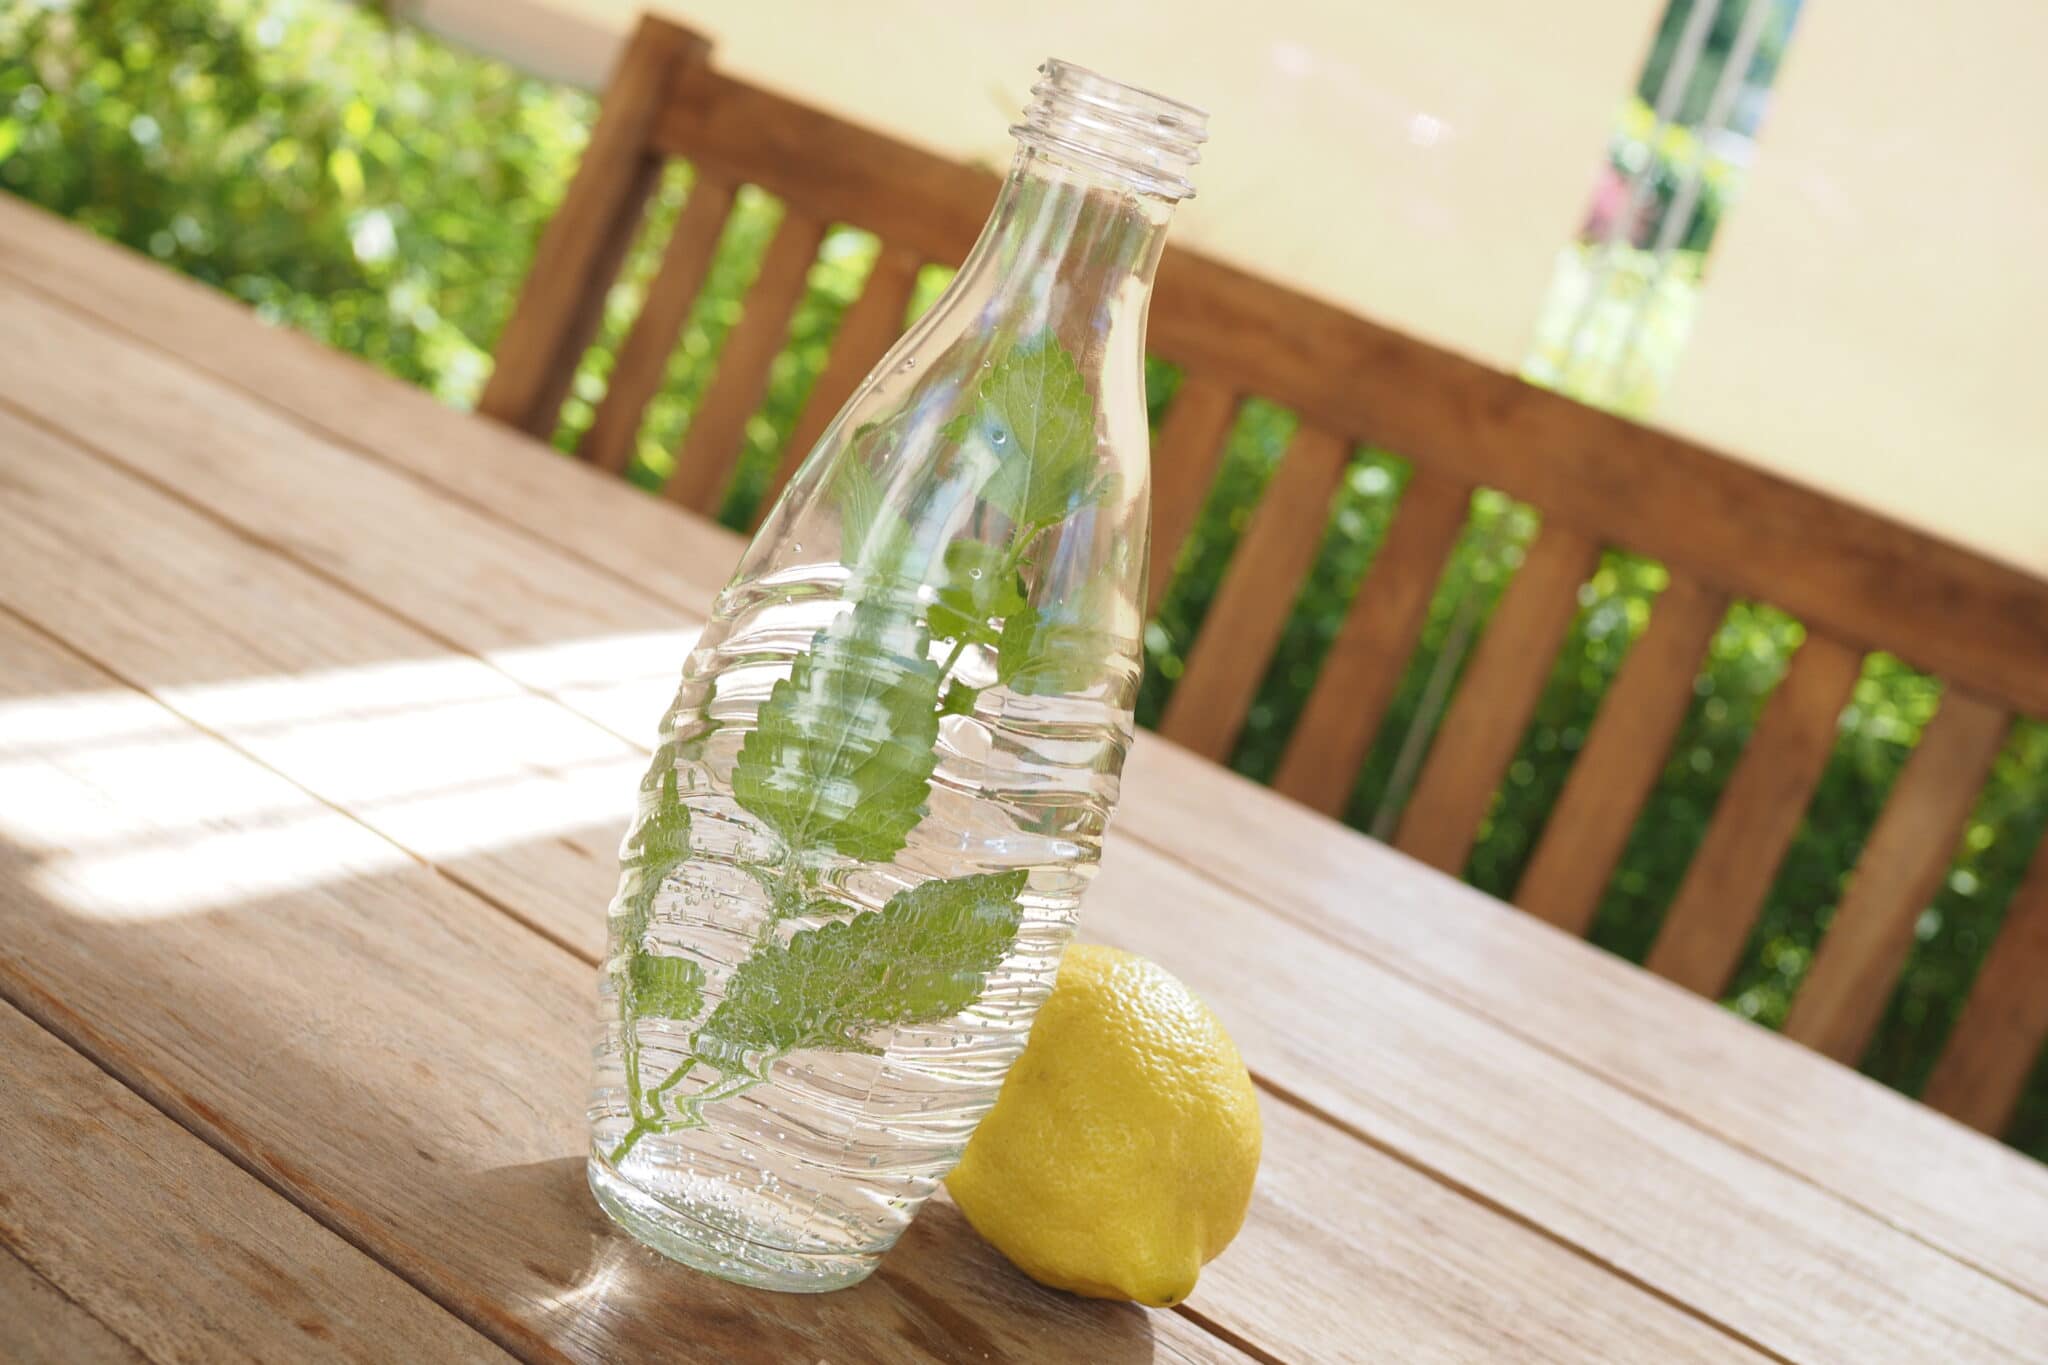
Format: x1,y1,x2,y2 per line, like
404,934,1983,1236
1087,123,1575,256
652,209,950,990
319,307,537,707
5,0,2042,1161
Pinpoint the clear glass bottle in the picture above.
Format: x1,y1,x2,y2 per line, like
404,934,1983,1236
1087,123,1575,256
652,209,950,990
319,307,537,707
587,59,1206,1292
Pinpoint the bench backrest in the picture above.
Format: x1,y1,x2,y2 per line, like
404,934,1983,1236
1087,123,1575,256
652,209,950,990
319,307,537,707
482,16,2048,1142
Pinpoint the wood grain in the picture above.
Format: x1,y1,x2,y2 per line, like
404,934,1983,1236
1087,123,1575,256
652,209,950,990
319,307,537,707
0,402,641,961
0,601,1761,1365
1145,375,1239,615
0,284,688,745
0,193,749,613
1394,524,1602,873
1115,733,2048,1303
646,53,2048,720
1272,470,1471,815
3,342,2024,1364
10,208,2048,1344
479,17,705,437
0,1002,506,1363
577,173,737,474
0,613,1241,1365
664,207,827,513
1158,425,1351,760
1188,1097,1750,1363
1786,692,2011,1062
1924,828,2048,1135
1513,576,1729,934
1084,841,2048,1362
753,241,924,526
0,297,1766,1359
1645,635,1866,996
0,1250,144,1365
0,365,1743,1365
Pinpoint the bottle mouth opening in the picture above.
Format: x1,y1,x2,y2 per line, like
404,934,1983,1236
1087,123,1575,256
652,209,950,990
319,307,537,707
1011,59,1209,202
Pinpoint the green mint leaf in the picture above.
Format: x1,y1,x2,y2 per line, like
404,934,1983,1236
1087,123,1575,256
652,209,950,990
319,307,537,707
615,763,691,944
996,600,1117,696
629,952,706,1020
731,591,941,862
939,680,983,717
928,539,1026,646
971,333,1098,527
694,871,1027,1071
829,454,914,575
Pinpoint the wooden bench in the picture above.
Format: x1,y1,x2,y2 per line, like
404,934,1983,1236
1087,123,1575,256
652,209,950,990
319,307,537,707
481,15,2048,1145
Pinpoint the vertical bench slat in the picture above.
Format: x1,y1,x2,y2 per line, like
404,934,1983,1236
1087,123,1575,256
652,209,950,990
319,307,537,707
1923,829,2048,1135
1514,576,1729,934
577,175,738,473
1272,471,1471,815
480,20,706,437
749,242,923,528
1145,375,1239,615
1645,635,1865,996
664,208,829,514
1392,524,1601,874
1785,692,2011,1063
1158,425,1351,761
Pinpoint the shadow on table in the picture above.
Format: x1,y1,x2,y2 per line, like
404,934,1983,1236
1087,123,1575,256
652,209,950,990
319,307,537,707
0,836,1172,1363
470,1156,1164,1364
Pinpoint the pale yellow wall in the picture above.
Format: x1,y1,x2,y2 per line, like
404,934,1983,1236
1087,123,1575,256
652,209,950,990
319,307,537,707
414,0,1663,374
412,0,2046,575
1661,1,2048,575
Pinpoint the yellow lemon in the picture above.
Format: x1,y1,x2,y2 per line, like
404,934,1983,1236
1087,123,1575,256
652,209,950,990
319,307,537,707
946,943,1261,1307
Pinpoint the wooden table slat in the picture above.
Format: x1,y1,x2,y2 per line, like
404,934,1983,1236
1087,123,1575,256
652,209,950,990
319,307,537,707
4,198,2046,1360
1115,737,2048,1302
0,367,1747,1365
0,388,2026,1365
0,611,1243,1365
0,1250,147,1365
0,1000,507,1363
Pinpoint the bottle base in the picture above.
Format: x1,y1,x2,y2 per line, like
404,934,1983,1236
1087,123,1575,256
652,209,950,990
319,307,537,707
587,1154,882,1294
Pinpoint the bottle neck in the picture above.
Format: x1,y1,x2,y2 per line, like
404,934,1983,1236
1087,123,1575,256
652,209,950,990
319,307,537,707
970,149,1174,365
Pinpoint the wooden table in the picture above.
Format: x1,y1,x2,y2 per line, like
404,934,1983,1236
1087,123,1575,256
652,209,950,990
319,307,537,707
1,196,2044,1364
